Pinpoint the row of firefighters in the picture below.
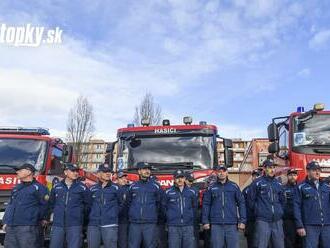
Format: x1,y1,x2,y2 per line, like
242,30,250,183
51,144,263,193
2,159,330,248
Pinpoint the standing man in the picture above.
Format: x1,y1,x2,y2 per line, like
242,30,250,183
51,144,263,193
283,169,301,248
202,165,246,248
163,169,197,248
49,163,90,248
294,161,330,247
185,171,200,247
247,159,285,248
88,163,120,248
3,163,49,248
242,168,261,248
117,170,130,248
127,162,163,248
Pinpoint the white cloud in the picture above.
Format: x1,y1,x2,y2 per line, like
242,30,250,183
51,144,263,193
309,29,330,50
297,68,311,77
0,37,181,141
217,123,266,140
0,0,322,141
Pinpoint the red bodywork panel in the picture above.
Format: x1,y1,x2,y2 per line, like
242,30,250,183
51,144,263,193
274,110,330,182
116,123,218,205
0,133,97,192
118,124,217,133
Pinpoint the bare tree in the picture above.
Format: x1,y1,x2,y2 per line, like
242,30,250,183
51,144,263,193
133,92,162,126
66,95,95,166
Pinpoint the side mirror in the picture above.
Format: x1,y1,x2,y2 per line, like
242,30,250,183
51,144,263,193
223,138,233,148
224,148,234,168
268,142,279,154
268,123,279,142
105,141,117,169
49,158,63,175
63,145,73,163
106,142,115,153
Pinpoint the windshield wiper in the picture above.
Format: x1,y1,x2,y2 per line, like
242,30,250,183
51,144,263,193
148,162,201,170
313,148,330,153
0,165,17,174
124,162,202,171
295,144,330,153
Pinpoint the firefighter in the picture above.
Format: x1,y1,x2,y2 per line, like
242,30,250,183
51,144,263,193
2,163,49,248
294,161,330,248
163,169,198,248
282,169,302,248
202,174,218,248
185,171,200,248
247,159,285,248
202,165,246,248
87,163,120,248
49,163,90,248
126,162,163,248
242,168,261,248
117,170,130,248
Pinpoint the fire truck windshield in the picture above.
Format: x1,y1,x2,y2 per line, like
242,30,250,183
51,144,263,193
0,138,47,171
293,114,330,148
119,135,215,170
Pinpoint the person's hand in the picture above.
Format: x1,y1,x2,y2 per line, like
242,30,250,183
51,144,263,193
203,224,210,230
2,224,7,232
297,228,306,237
238,223,245,231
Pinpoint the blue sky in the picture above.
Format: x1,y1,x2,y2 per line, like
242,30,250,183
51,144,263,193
0,0,330,140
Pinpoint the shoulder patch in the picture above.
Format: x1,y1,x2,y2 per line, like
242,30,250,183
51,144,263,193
79,185,87,191
152,182,160,190
188,189,197,195
229,181,240,189
165,188,173,194
33,184,39,191
298,183,306,191
90,185,99,191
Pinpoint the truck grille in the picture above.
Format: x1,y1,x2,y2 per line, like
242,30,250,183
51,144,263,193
0,190,11,210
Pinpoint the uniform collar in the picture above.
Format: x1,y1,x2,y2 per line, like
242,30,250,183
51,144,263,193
216,177,229,185
139,177,151,183
305,178,320,188
174,184,186,191
98,180,112,188
21,178,36,186
61,179,78,188
264,175,276,181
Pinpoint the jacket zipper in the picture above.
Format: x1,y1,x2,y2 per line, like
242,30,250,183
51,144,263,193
140,192,144,219
180,191,184,223
221,186,225,220
101,189,105,206
64,189,69,226
270,185,275,220
316,187,324,225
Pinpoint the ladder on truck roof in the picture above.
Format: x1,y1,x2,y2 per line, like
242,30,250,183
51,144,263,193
0,126,50,135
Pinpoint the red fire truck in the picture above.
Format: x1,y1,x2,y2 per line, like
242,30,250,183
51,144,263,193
106,117,234,196
0,127,85,242
267,103,330,182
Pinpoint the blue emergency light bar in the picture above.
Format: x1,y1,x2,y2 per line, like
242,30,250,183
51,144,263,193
0,127,50,135
297,106,305,113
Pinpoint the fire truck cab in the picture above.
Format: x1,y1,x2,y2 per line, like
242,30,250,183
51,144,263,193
267,103,330,182
0,127,75,242
106,117,234,193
